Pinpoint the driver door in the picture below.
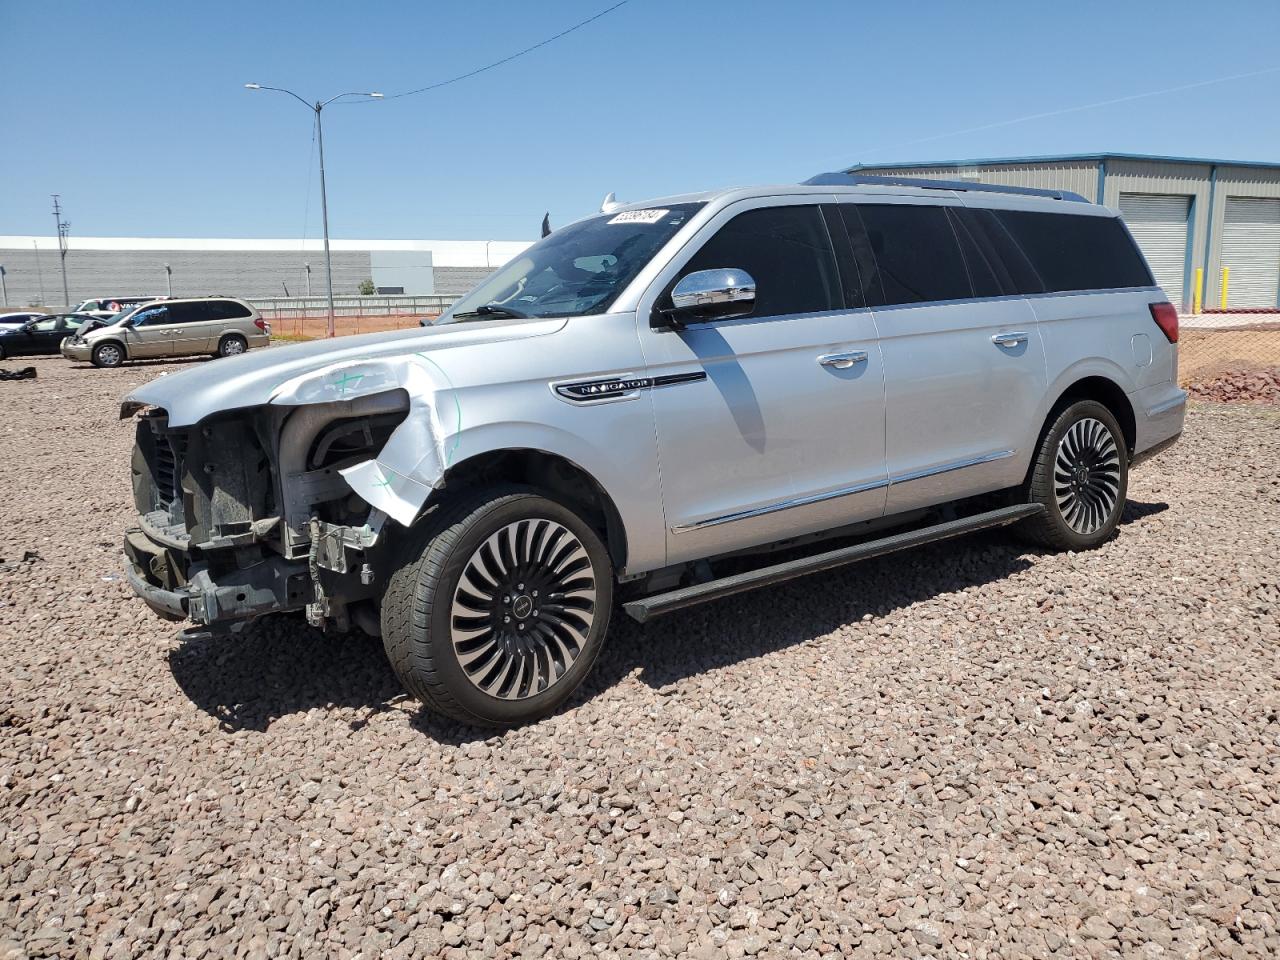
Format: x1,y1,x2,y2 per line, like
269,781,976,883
124,305,174,358
637,200,888,566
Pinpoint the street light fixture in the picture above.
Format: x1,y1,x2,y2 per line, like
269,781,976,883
244,83,383,338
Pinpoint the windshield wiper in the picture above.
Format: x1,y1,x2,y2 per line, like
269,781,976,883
451,304,530,320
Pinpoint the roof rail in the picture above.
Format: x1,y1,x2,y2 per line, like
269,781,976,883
803,171,1090,203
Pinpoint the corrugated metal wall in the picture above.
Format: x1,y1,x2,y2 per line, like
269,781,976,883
0,246,495,309
0,249,371,307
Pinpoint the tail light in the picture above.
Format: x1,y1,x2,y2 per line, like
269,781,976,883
253,318,268,332
1149,302,1178,343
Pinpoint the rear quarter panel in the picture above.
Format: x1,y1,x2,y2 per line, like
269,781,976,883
1025,288,1170,456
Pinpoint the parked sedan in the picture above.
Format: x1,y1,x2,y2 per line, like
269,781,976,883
0,313,95,359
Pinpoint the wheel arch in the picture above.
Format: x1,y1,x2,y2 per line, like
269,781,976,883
424,447,629,572
1022,374,1136,489
1049,375,1136,454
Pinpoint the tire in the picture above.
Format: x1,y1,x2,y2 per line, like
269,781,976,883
92,341,125,368
0,344,6,361
1020,399,1128,551
217,334,247,358
381,485,613,727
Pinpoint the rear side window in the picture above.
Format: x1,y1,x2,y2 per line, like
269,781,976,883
845,204,972,306
991,210,1153,293
678,205,841,319
952,208,1046,295
208,299,252,320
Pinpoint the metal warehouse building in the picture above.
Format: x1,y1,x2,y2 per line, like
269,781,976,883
849,153,1280,311
0,236,531,308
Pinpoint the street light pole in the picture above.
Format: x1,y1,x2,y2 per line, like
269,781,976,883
244,83,383,338
163,263,173,298
0,265,7,307
314,108,336,338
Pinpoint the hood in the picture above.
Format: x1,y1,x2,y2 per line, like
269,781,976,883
121,316,567,426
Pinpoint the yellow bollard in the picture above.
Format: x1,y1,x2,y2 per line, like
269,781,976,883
1220,267,1230,310
1193,267,1203,314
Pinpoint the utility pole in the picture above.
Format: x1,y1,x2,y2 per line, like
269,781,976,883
52,195,71,309
0,265,7,307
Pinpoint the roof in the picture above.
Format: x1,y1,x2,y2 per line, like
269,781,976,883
848,152,1280,171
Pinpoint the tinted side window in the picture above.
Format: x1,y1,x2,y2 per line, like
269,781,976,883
952,208,1046,295
678,205,841,319
165,303,205,324
845,204,972,306
992,210,1154,293
208,299,252,320
945,208,1003,298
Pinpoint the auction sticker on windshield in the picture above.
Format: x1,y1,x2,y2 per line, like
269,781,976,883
607,209,670,225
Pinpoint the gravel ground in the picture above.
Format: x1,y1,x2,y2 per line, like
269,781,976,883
1,356,1278,960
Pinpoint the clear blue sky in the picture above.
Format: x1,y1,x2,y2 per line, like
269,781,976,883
3,0,1280,241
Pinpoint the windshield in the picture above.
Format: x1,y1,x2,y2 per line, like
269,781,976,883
443,203,704,321
103,309,134,326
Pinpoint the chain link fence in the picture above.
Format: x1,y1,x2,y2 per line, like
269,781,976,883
1180,314,1280,402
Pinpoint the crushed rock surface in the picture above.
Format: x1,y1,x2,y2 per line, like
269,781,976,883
1,356,1278,959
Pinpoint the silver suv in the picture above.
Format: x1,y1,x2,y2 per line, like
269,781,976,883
63,296,269,367
119,175,1185,726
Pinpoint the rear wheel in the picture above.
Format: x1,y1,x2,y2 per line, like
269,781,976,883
381,486,613,727
92,342,125,368
217,334,247,358
1020,399,1127,550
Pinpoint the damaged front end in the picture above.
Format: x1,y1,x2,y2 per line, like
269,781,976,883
124,388,411,634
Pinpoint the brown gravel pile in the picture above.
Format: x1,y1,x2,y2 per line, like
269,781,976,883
2,357,1279,959
1186,366,1280,405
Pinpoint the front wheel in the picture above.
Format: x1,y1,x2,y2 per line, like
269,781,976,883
1020,399,1128,550
381,486,613,727
92,342,125,368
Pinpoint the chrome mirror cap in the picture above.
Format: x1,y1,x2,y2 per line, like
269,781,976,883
670,268,756,312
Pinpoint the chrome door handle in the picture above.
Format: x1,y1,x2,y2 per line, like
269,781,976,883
818,351,868,369
991,331,1029,346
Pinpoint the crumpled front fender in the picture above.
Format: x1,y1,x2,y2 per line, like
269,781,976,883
270,352,463,527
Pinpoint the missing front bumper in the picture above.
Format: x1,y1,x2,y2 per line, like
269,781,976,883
124,526,311,626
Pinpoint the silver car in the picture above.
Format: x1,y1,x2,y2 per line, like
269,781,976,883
62,296,269,367
120,176,1186,726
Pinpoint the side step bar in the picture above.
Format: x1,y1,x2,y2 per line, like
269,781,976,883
622,503,1044,624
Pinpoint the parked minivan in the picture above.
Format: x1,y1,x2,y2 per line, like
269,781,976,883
62,296,269,367
120,175,1185,726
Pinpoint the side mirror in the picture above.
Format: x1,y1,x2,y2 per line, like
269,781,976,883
661,268,756,328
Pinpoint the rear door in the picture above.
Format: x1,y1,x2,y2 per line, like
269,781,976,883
636,199,888,565
842,199,1046,514
168,302,216,355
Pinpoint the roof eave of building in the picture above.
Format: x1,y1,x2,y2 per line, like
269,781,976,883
847,152,1280,172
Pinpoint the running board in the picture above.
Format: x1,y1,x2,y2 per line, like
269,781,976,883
623,503,1044,624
